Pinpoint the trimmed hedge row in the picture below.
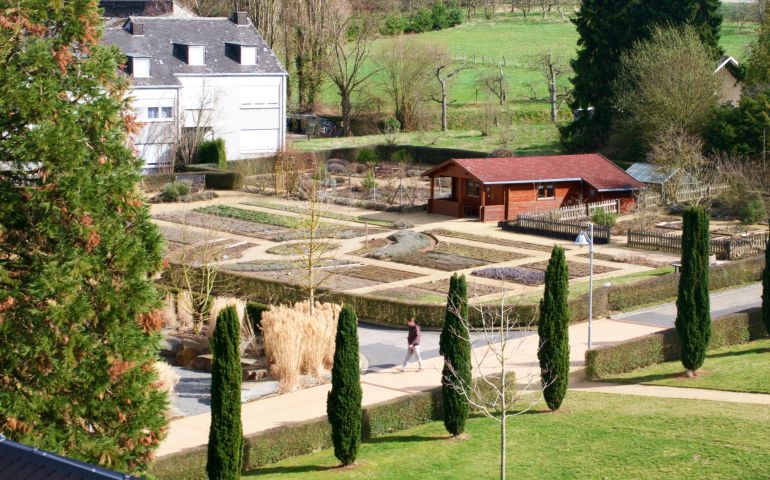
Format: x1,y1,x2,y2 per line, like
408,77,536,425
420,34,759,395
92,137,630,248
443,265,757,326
585,307,768,379
150,388,444,480
162,256,763,331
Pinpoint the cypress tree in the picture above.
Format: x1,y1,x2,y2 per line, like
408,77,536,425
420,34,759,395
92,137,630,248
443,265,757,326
207,306,243,480
675,207,711,375
327,305,362,466
440,273,471,436
0,3,166,473
538,246,570,411
762,234,769,336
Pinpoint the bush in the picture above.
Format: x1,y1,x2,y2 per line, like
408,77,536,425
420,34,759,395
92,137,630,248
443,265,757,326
738,198,767,224
198,138,227,168
538,247,570,411
245,301,270,334
591,210,617,227
440,274,471,436
585,308,767,379
382,118,401,135
380,13,407,36
447,7,463,26
431,0,449,29
160,181,191,201
204,171,243,190
355,148,378,164
360,169,376,191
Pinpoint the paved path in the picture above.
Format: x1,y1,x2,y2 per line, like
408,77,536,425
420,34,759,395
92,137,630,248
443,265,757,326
571,381,770,405
611,283,762,327
157,318,661,456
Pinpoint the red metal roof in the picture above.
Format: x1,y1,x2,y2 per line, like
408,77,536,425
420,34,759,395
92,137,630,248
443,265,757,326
423,154,646,192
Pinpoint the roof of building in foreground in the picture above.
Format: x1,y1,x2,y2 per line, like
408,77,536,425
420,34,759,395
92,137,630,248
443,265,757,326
0,435,136,480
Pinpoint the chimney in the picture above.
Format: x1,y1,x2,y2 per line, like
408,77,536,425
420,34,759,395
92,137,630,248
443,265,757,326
131,21,144,35
234,11,248,26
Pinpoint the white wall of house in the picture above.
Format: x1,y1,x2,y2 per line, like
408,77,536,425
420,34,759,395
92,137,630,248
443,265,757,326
177,74,287,161
131,87,179,171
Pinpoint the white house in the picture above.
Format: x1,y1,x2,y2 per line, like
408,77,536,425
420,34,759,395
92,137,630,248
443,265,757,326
715,55,742,106
102,11,287,171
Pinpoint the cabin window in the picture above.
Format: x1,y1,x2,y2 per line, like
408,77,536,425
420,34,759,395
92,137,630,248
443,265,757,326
537,184,555,200
466,180,480,197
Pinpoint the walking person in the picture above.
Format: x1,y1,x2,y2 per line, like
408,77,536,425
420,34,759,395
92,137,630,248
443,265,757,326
400,317,424,372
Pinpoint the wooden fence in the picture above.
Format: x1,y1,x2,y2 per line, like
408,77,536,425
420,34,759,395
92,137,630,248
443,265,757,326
502,215,612,244
524,199,619,221
628,229,769,260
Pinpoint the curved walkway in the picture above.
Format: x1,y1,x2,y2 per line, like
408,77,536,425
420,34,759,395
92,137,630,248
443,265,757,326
570,381,770,405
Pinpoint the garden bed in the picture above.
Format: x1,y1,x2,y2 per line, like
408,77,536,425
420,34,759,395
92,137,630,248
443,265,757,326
410,278,502,297
427,229,561,253
331,264,425,283
521,260,620,279
434,241,529,263
155,211,292,240
472,266,546,286
394,251,489,272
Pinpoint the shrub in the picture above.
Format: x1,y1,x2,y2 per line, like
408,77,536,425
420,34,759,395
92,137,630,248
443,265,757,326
440,274,471,436
160,181,191,202
245,301,270,334
207,306,243,480
585,308,767,379
591,209,617,227
198,138,227,168
675,207,711,373
407,8,434,33
261,301,341,392
431,0,449,29
327,305,362,466
355,148,378,164
382,118,401,134
538,247,570,411
204,171,243,190
361,169,376,191
738,197,767,224
381,13,407,36
447,7,463,26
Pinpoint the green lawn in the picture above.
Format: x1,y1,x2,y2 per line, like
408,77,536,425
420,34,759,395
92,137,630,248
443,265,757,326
245,392,770,479
602,339,770,394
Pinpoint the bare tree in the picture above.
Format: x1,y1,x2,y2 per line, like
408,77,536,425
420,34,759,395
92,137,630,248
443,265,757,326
528,53,572,123
293,0,335,111
178,84,219,166
444,289,551,480
326,0,380,136
432,53,470,131
480,66,507,106
375,36,439,130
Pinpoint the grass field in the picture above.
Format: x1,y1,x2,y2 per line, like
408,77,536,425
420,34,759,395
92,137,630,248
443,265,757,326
245,392,770,479
295,13,758,154
602,339,770,394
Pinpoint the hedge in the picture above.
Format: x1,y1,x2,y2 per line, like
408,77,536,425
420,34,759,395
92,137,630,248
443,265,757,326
585,307,768,379
198,139,227,168
150,387,444,479
160,255,763,331
203,171,244,190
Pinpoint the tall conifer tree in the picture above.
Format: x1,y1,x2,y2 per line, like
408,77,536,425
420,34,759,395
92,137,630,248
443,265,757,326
0,2,166,473
327,305,362,466
207,306,243,480
762,234,769,336
676,207,711,374
440,273,471,436
538,247,570,411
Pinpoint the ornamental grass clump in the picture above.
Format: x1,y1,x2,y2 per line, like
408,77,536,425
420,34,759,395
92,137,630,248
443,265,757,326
208,297,246,339
261,301,341,392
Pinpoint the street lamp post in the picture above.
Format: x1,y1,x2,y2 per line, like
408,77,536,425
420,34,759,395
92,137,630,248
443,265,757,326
575,223,594,350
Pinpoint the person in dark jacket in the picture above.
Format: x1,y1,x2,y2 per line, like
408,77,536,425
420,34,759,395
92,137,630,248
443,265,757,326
400,317,424,372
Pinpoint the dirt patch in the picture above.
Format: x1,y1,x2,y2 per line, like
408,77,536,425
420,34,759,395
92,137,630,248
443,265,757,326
395,252,488,272
411,278,501,297
427,229,566,253
155,211,291,240
435,241,529,263
349,238,389,256
334,265,424,283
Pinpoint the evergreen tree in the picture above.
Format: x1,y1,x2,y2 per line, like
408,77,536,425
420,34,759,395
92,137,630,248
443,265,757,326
675,207,711,374
440,273,471,436
564,0,721,150
763,234,770,336
745,13,770,89
0,2,166,473
207,306,243,480
327,305,362,466
538,247,570,411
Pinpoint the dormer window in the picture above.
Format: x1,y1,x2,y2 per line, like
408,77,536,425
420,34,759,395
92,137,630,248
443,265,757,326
225,42,257,65
174,44,206,66
126,54,151,78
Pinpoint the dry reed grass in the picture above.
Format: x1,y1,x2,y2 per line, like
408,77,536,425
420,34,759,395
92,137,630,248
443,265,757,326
161,292,178,330
207,297,246,339
176,290,194,331
261,301,341,392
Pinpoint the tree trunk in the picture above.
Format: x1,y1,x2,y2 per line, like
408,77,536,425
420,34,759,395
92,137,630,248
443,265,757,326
441,79,448,132
549,62,558,122
341,91,353,136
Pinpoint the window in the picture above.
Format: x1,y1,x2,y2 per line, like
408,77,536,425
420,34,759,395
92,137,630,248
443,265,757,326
466,180,480,197
537,184,555,199
147,107,159,119
130,57,150,78
240,46,257,65
161,106,173,119
188,46,205,65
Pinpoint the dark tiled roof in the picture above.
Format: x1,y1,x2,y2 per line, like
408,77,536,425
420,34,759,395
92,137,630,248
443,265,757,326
0,435,134,480
424,154,646,192
101,16,287,86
